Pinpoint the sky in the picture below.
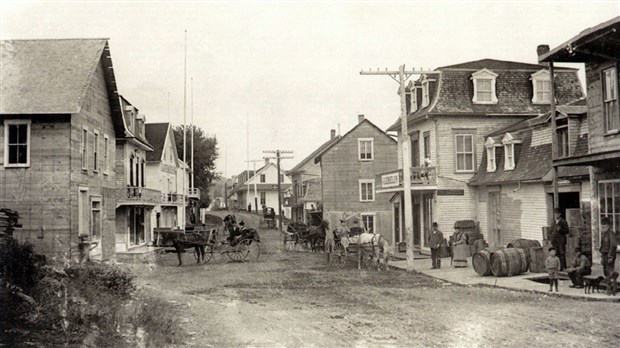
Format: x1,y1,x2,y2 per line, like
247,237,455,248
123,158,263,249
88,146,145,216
1,1,618,177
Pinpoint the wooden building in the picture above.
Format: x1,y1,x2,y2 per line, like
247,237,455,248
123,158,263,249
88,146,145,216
144,123,185,230
539,16,620,265
286,129,340,223
228,159,291,215
0,39,123,261
380,59,585,252
316,115,398,239
469,101,590,247
114,96,158,253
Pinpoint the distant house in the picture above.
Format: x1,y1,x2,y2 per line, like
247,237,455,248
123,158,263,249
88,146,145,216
539,16,620,265
469,100,590,247
0,39,124,261
381,58,584,251
114,97,157,253
145,123,186,230
286,129,340,223
228,160,292,214
316,115,398,238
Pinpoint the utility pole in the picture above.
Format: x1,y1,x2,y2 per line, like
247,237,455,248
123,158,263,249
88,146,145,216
245,159,263,213
361,65,438,272
263,150,293,231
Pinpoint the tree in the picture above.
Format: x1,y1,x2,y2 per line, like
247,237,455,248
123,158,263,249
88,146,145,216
173,125,219,208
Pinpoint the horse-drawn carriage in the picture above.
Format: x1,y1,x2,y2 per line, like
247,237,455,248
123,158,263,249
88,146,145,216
329,215,390,270
284,211,328,252
156,214,260,265
261,207,276,229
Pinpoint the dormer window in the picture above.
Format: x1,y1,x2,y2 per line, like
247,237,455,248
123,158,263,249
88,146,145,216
484,137,500,172
531,70,551,104
502,133,522,171
471,69,498,104
408,82,419,113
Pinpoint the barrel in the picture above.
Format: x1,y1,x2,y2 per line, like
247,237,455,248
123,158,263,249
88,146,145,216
490,248,529,277
506,239,541,253
472,249,493,276
528,247,546,273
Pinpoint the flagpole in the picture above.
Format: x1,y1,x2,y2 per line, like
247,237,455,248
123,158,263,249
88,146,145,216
182,29,187,229
191,77,194,190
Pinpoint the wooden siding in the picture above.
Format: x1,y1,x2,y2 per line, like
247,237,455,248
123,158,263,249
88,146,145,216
0,60,117,261
321,121,397,233
585,60,620,153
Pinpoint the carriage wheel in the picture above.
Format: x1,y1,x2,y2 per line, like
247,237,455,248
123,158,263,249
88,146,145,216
226,243,245,262
203,243,215,263
237,239,260,261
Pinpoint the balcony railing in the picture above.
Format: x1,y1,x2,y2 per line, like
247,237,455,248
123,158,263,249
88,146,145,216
161,193,181,203
376,167,437,190
188,188,200,200
117,186,162,204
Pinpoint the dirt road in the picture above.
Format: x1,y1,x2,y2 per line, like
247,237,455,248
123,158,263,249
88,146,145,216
130,212,620,347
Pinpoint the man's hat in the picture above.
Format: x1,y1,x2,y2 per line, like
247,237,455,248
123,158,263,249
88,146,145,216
239,221,245,226
548,247,556,252
601,216,610,225
432,222,438,227
339,219,345,223
553,208,561,214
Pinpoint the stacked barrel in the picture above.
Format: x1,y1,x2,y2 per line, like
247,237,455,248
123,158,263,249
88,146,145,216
472,239,540,277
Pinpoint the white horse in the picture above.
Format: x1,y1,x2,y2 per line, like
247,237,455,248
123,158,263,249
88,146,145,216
344,232,391,271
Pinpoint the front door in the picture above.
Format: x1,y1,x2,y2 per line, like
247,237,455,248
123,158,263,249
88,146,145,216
393,203,401,243
488,191,501,247
413,198,421,247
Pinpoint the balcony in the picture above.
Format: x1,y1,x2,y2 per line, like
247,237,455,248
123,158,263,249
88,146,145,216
376,167,437,191
161,192,182,204
188,188,200,200
117,187,162,206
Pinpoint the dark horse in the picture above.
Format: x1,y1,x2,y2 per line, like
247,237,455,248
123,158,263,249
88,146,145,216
303,219,329,252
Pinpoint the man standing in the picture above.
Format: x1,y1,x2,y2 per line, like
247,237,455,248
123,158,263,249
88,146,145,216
336,219,350,250
599,216,619,277
428,222,444,269
567,247,591,288
549,208,569,270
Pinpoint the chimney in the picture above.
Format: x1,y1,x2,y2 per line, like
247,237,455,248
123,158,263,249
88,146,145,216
264,158,269,166
537,44,550,57
330,129,336,139
358,114,365,124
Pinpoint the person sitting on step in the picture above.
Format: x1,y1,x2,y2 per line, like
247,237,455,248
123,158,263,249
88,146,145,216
567,247,591,289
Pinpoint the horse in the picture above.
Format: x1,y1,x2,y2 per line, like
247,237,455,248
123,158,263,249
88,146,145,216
303,219,329,252
345,232,391,271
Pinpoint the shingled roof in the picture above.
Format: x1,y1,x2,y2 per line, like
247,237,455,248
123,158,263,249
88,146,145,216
288,135,341,174
145,123,176,162
1,38,126,136
387,58,584,132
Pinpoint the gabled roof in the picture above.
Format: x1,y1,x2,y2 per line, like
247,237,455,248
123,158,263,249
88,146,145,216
387,58,584,132
1,39,125,135
300,179,322,202
145,123,179,163
288,135,341,174
315,118,397,163
539,16,620,63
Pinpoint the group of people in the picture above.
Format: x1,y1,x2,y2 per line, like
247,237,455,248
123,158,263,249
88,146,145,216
546,208,619,292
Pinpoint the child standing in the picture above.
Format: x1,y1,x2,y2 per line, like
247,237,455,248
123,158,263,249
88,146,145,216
546,247,561,292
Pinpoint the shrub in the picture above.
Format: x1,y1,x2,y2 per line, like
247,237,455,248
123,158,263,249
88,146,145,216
65,263,136,300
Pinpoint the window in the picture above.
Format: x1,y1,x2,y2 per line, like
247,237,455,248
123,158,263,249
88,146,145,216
129,155,134,186
260,191,266,206
91,199,102,240
140,159,145,187
603,67,618,132
358,138,374,161
502,133,521,171
471,69,498,104
454,133,475,172
359,179,375,202
361,213,375,233
484,137,499,172
93,131,99,172
599,180,620,234
103,135,109,175
409,85,418,112
81,128,88,170
423,131,431,163
531,70,551,104
4,120,30,167
556,118,569,158
260,174,266,183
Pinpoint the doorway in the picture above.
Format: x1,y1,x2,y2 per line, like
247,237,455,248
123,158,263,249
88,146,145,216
488,191,501,247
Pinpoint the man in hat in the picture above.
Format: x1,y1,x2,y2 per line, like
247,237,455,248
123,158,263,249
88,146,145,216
599,216,619,277
567,247,591,288
335,219,350,249
549,207,569,270
428,222,444,269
